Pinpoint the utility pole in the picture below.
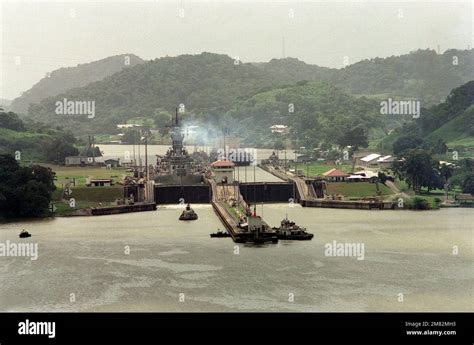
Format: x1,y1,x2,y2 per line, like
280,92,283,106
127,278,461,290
132,139,136,166
92,135,95,166
223,127,228,161
294,150,297,177
137,130,141,170
145,135,148,180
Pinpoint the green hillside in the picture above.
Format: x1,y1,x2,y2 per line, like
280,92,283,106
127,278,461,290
335,49,474,106
427,105,474,147
11,54,144,114
377,81,474,152
224,81,382,147
255,49,474,107
27,53,279,135
20,50,474,143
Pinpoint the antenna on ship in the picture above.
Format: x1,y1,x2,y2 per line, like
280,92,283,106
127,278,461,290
175,106,179,126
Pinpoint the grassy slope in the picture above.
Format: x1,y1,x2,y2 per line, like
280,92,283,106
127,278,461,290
426,105,474,147
326,182,393,198
40,164,132,188
46,165,130,215
289,162,353,177
0,128,52,161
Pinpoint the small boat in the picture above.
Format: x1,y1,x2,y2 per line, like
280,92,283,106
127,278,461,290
19,229,31,238
210,229,231,238
272,217,313,240
179,204,198,221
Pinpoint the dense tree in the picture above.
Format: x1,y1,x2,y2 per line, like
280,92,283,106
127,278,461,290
393,149,442,193
429,139,448,155
0,155,56,218
81,144,102,157
153,109,172,129
0,111,25,131
461,174,474,194
45,132,79,163
450,159,474,193
122,129,141,144
336,125,368,151
393,134,424,156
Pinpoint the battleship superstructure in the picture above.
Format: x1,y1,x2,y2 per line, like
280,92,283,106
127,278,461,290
155,109,203,185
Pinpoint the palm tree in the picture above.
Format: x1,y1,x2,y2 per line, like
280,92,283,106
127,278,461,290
439,163,454,202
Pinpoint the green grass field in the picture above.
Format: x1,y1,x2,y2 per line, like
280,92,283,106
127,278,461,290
39,164,132,188
51,186,122,215
66,186,123,202
393,178,463,208
0,127,49,140
289,162,353,177
326,182,393,198
44,165,129,215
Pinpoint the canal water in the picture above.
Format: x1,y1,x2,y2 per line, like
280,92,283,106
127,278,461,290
0,206,472,312
100,144,280,163
101,144,284,182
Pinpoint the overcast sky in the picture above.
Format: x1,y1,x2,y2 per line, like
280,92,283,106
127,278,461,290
1,0,472,100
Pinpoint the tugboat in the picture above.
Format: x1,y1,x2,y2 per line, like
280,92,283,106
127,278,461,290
210,229,231,238
19,229,31,238
272,217,313,240
179,204,198,221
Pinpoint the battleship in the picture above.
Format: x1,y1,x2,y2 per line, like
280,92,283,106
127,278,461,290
155,108,204,185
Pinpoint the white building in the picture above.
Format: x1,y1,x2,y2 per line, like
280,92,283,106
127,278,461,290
359,153,382,167
377,155,394,168
117,124,142,129
270,125,289,134
211,160,235,184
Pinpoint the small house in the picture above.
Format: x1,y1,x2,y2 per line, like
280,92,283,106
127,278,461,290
359,153,382,168
211,160,235,184
65,156,89,166
104,158,120,168
87,178,114,187
377,155,394,169
322,168,350,182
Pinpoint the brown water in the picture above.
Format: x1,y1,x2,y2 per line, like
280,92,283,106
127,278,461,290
0,206,472,312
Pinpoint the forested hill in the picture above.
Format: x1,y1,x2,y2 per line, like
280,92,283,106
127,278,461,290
255,49,474,106
378,80,474,151
27,53,279,134
23,49,473,136
421,81,474,146
222,81,383,148
11,54,144,114
334,49,474,106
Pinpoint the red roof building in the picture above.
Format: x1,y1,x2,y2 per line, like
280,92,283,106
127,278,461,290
210,160,235,168
322,168,350,182
211,160,235,184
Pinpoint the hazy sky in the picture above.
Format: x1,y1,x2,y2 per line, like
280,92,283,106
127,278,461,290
1,0,472,100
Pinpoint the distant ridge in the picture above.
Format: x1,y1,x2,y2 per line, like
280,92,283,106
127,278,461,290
20,49,474,139
11,53,144,114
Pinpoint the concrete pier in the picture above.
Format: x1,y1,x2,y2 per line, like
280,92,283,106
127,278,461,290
259,163,397,210
208,179,278,243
